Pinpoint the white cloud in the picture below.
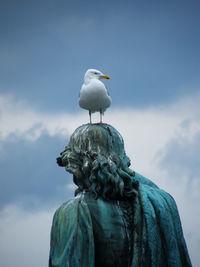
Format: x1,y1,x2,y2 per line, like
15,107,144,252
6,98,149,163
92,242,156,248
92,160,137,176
1,92,199,179
0,92,200,266
0,94,85,141
1,92,199,145
0,205,54,267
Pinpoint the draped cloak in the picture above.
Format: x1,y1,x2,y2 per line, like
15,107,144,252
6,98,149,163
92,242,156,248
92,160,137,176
49,172,192,267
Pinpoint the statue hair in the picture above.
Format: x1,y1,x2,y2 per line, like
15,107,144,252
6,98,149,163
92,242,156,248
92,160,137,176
59,124,138,200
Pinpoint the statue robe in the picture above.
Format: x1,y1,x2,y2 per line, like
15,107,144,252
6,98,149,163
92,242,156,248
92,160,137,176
49,172,192,267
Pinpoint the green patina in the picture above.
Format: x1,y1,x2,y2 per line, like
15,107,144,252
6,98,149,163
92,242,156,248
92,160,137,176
49,123,192,267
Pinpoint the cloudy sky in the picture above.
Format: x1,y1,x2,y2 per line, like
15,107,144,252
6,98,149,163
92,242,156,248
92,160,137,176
0,0,200,266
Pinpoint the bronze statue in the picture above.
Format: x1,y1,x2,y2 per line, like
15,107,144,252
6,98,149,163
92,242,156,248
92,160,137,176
49,123,192,267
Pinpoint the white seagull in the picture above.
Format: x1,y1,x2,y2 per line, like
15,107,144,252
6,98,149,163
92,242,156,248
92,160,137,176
79,69,111,123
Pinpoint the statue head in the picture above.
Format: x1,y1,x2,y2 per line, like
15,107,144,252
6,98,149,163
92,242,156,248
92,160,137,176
59,123,138,199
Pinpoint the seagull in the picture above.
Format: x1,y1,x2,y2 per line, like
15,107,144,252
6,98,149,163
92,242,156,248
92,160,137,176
79,69,111,123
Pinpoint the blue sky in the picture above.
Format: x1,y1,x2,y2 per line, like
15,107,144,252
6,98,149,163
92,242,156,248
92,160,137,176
0,1,200,266
1,0,200,111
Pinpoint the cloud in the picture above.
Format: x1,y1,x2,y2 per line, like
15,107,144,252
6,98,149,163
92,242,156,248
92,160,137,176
1,92,199,145
1,91,200,194
0,92,200,266
0,205,53,267
0,91,200,197
0,94,83,142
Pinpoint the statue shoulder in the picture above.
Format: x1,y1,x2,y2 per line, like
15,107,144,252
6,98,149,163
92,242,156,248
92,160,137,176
133,172,159,188
52,194,90,223
134,172,179,213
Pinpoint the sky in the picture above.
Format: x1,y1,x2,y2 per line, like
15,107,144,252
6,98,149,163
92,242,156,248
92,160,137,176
0,0,200,266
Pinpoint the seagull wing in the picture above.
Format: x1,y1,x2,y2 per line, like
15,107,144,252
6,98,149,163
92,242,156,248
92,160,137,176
105,85,110,96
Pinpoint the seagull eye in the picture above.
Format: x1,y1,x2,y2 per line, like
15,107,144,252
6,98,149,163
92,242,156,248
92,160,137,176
94,72,98,75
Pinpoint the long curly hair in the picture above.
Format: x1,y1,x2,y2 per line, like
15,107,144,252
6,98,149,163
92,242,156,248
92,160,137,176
58,124,138,200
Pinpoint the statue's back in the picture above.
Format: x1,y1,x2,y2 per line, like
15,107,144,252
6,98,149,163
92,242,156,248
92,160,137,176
83,192,134,267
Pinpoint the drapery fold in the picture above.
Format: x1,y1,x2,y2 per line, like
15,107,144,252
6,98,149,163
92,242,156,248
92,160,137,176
49,196,95,267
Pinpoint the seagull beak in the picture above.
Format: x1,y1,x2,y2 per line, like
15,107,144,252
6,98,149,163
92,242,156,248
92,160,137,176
100,74,110,80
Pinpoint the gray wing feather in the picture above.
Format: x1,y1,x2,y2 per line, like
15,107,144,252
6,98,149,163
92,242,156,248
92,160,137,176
105,85,110,96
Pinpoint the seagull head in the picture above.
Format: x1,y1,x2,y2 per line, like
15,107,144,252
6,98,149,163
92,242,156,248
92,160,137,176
84,69,110,84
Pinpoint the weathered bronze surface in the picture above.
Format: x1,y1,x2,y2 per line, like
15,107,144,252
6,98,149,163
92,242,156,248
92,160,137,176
49,123,192,267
